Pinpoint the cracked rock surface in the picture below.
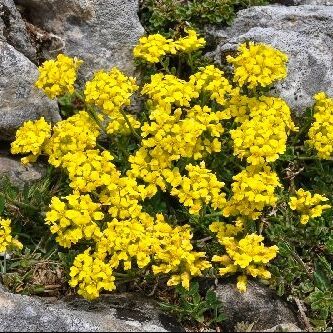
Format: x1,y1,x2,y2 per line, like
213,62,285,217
0,0,144,141
14,0,144,76
0,285,183,332
209,5,333,113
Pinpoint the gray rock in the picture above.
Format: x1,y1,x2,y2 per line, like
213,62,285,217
0,0,36,60
209,5,333,113
15,0,144,76
263,323,303,332
293,0,333,5
0,287,182,332
274,0,333,5
216,281,300,331
0,156,45,187
0,41,60,141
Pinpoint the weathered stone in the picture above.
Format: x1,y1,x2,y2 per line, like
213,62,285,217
0,41,60,141
15,0,144,76
0,0,35,60
263,323,303,332
274,0,333,5
0,286,183,332
0,156,45,186
293,0,333,5
216,281,300,331
209,5,333,113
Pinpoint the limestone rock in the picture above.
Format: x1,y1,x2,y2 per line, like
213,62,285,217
0,287,183,332
15,0,144,76
293,0,333,5
209,5,333,113
216,281,300,331
0,156,45,187
0,41,60,141
0,0,35,60
263,323,303,332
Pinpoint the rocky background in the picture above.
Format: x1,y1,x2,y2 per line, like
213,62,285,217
0,0,332,331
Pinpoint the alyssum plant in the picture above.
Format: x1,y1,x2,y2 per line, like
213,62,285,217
2,29,332,300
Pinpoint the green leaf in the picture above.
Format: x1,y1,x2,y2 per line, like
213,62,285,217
314,259,332,291
0,195,5,215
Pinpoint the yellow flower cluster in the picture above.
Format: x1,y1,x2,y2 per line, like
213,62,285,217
11,39,308,299
224,90,253,123
61,150,118,193
69,249,116,300
35,54,83,99
209,218,244,239
70,213,211,294
0,218,23,253
210,223,278,292
133,34,177,63
227,42,288,89
152,221,211,290
10,117,51,165
96,213,156,270
142,74,199,107
189,65,233,106
174,29,206,53
129,103,225,195
230,96,297,165
224,166,281,220
289,189,331,225
106,114,141,136
99,175,150,220
169,162,226,215
84,68,138,115
45,193,104,248
133,29,205,63
307,92,333,159
45,111,100,168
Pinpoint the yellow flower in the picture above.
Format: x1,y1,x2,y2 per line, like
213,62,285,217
307,92,333,159
84,68,139,115
227,42,288,89
189,65,233,106
211,231,278,292
141,73,199,107
152,219,211,290
35,54,83,99
0,218,23,253
237,275,248,292
289,189,331,225
133,29,205,63
230,96,297,165
45,193,103,248
106,112,141,136
69,249,116,300
174,29,206,53
170,162,226,215
224,165,281,220
61,149,119,193
45,111,100,168
11,117,51,164
133,34,177,63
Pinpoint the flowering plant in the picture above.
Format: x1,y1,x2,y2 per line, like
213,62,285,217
7,30,332,302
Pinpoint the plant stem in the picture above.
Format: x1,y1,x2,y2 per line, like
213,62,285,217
3,252,7,274
96,143,107,151
87,107,107,135
160,59,171,74
119,108,141,141
204,211,224,219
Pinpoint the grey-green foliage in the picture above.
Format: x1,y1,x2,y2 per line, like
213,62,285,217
159,281,225,327
139,0,268,36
